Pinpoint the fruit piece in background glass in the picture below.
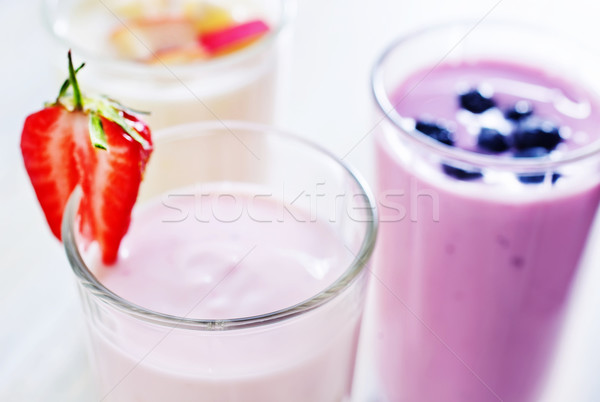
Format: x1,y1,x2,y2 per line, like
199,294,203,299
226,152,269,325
185,2,233,33
20,51,153,264
200,19,270,55
110,17,207,62
108,1,270,64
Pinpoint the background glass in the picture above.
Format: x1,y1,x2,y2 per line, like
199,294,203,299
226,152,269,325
44,0,294,128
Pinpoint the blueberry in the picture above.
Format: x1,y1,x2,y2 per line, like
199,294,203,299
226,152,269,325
513,147,549,158
442,164,483,180
513,148,546,183
477,128,510,153
415,120,454,146
459,89,496,114
513,149,560,184
552,173,561,183
513,118,563,151
517,172,561,184
505,101,533,121
518,174,546,184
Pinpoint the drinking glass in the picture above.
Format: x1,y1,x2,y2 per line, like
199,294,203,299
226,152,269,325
44,0,294,128
371,21,600,402
62,121,377,402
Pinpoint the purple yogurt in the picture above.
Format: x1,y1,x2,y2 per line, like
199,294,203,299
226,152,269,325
371,23,600,402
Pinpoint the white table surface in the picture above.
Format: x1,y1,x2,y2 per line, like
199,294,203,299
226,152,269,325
2,0,600,401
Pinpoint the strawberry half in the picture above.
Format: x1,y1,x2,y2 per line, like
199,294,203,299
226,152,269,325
21,52,153,264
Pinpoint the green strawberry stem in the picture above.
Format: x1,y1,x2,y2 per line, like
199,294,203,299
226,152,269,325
68,50,83,111
57,62,85,102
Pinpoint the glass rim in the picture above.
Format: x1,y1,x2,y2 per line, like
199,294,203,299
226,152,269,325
371,20,600,172
42,0,295,75
62,120,378,331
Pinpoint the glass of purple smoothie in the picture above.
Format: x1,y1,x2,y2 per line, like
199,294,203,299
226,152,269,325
370,21,600,402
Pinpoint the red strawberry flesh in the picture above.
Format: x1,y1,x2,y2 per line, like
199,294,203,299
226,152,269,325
20,54,153,265
21,107,85,239
76,115,152,264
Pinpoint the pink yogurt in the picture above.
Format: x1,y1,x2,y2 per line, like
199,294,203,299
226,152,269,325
82,184,363,402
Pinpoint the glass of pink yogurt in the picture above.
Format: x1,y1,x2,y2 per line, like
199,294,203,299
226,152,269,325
62,121,377,402
370,22,600,402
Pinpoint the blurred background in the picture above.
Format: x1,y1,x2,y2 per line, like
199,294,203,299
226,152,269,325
2,0,600,400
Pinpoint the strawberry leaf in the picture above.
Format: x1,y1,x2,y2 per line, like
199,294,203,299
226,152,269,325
105,97,150,115
54,51,151,152
97,102,151,150
89,112,108,150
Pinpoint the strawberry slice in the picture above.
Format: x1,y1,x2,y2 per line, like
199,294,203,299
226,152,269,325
21,107,85,239
20,52,153,264
76,113,152,263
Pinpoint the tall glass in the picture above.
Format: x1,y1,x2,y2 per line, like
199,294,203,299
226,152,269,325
371,22,600,401
62,122,377,402
44,0,293,128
